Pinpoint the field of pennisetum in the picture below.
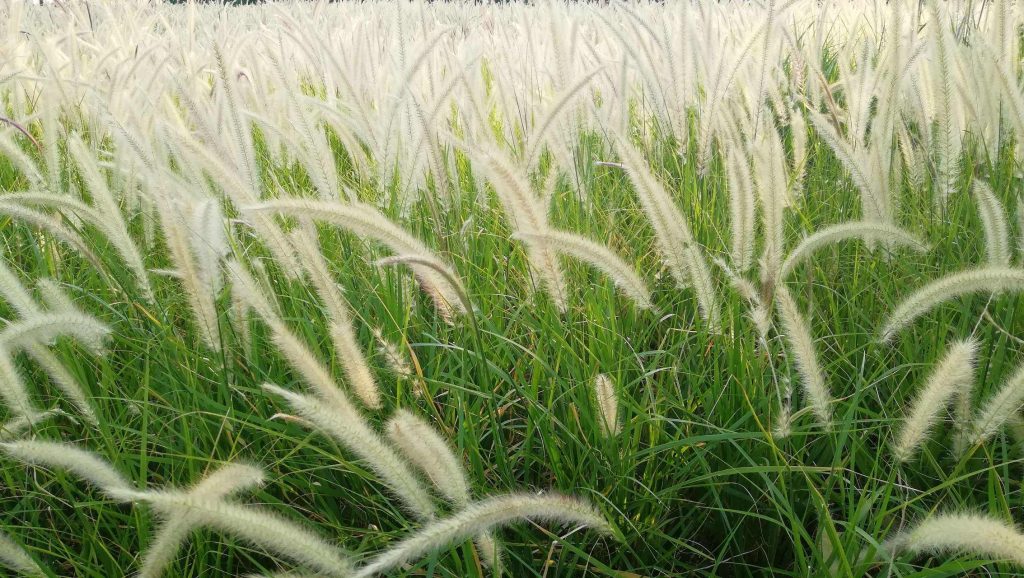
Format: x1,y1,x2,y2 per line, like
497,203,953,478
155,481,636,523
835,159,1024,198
4,0,1024,576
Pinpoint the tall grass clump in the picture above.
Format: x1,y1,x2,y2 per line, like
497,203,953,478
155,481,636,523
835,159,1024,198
2,1,1024,576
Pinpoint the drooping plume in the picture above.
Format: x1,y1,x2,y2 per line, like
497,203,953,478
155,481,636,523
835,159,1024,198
880,267,1024,342
892,339,977,462
775,286,831,429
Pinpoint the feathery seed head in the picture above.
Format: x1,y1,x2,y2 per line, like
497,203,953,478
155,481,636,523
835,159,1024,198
892,338,977,462
373,329,414,380
881,513,1024,567
592,374,620,437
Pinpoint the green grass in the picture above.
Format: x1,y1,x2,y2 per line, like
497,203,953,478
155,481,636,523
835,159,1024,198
1,124,1023,578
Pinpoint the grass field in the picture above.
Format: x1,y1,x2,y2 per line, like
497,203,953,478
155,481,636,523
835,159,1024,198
2,1,1024,576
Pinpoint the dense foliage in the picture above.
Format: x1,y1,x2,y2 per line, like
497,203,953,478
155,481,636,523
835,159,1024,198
1,0,1024,576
